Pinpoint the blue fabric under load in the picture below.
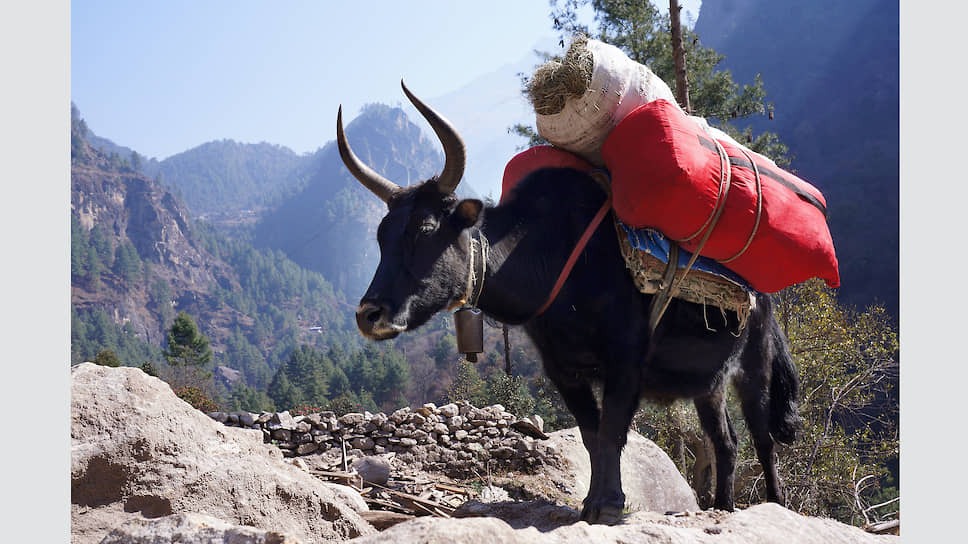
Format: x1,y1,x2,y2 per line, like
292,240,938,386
618,222,754,292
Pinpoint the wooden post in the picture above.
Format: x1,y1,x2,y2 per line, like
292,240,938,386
502,324,512,376
670,0,691,114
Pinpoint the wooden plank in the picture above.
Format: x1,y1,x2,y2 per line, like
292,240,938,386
434,482,469,495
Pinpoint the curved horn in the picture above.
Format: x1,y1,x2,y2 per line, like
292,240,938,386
401,80,466,194
336,105,400,203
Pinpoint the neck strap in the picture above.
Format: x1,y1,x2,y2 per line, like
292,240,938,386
450,227,488,312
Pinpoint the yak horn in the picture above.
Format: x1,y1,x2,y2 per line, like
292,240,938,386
401,80,466,194
336,105,400,203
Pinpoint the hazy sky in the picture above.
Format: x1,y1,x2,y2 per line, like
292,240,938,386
71,1,701,160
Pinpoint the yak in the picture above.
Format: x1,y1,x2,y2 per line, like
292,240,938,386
336,81,802,524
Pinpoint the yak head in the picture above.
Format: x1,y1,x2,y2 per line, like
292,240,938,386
337,81,483,340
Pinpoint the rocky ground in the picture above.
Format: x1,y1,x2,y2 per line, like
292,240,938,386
70,363,899,543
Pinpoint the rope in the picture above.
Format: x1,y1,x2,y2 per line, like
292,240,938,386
650,138,733,333
448,228,488,312
718,147,763,264
467,229,488,307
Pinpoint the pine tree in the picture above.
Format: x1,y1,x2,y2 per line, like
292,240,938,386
165,311,213,368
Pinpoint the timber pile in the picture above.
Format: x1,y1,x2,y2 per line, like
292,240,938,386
301,453,476,530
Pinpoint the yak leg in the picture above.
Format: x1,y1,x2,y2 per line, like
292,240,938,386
694,391,738,511
578,364,641,524
736,374,784,505
545,375,608,517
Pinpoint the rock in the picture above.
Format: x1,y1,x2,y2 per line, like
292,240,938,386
479,485,511,503
70,363,374,544
302,412,323,427
346,502,899,543
452,499,579,531
235,411,256,427
98,512,306,544
447,415,465,431
389,407,410,424
532,414,544,431
351,456,392,486
295,442,317,455
271,410,295,428
271,429,292,442
543,427,699,513
351,437,375,451
357,511,414,531
340,413,366,427
439,403,460,418
492,446,516,459
369,412,388,427
409,413,427,426
511,417,549,440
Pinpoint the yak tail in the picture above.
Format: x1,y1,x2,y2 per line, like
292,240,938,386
769,326,803,445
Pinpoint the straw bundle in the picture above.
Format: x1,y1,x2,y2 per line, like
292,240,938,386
527,37,677,166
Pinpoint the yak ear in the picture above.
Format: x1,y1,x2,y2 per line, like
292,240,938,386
451,199,483,229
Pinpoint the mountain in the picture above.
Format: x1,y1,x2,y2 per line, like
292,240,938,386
155,139,314,220
71,112,359,387
73,103,317,224
253,103,445,298
694,0,898,314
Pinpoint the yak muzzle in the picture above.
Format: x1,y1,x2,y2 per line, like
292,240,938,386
356,301,403,340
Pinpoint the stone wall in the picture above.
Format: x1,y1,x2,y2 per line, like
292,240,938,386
207,401,548,478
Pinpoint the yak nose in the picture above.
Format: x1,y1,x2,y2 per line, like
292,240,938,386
356,301,389,332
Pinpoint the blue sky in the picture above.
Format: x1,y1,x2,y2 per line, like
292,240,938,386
71,1,701,160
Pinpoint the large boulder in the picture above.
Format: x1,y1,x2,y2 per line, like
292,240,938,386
510,427,699,513
347,502,899,543
70,363,375,544
99,512,306,544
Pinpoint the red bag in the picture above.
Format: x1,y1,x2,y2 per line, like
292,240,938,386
601,99,839,293
501,145,595,203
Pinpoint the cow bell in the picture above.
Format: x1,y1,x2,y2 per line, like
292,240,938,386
453,306,484,362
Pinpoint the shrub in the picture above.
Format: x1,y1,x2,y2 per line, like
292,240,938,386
174,386,220,413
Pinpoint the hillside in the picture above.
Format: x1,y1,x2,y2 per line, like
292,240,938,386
694,0,898,314
70,113,359,388
73,102,316,224
155,139,314,220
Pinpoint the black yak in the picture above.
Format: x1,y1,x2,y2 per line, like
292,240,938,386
337,81,802,523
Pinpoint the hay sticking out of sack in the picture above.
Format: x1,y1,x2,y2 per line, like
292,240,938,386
527,36,594,115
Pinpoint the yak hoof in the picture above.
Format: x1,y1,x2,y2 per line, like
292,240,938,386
580,501,625,525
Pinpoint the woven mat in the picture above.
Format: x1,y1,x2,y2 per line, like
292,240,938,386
615,221,755,329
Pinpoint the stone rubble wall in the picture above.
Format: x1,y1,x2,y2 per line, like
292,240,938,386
207,401,546,478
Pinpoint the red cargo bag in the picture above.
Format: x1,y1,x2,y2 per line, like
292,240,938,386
601,99,839,293
501,145,595,203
